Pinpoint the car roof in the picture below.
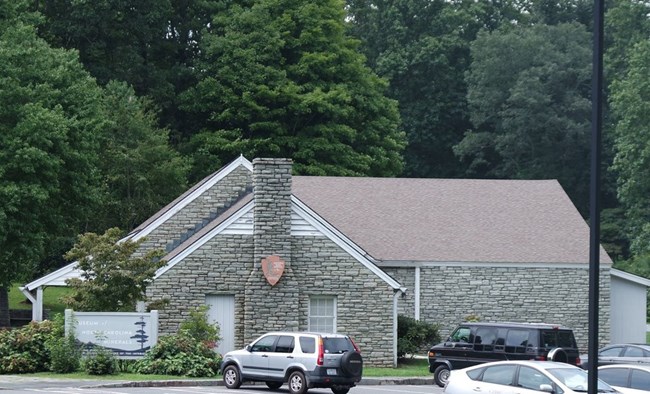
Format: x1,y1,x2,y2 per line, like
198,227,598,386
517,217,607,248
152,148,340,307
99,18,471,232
456,322,573,330
602,343,650,349
258,331,348,337
467,360,581,371
600,364,650,372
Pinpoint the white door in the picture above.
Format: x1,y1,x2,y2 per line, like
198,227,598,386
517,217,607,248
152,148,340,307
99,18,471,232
205,295,235,355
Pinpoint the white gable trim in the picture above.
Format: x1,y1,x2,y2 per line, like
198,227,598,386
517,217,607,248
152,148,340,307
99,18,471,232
23,261,79,291
291,196,404,292
611,268,650,287
154,199,255,279
128,155,253,242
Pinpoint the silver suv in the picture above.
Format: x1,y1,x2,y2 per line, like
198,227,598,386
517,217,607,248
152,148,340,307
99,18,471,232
221,331,363,394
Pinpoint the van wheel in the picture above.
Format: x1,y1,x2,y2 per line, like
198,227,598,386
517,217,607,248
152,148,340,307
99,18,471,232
223,365,242,389
434,365,450,387
288,371,308,394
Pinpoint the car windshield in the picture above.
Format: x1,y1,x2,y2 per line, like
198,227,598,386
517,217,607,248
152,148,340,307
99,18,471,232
547,368,617,392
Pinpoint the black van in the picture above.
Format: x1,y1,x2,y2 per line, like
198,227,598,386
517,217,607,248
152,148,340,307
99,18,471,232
428,322,581,387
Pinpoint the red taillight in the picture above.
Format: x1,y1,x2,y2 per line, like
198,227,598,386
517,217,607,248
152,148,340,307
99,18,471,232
349,337,361,353
575,356,581,366
533,355,547,361
317,337,324,366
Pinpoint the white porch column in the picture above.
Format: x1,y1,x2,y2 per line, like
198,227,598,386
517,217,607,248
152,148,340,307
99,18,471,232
415,266,421,320
34,287,43,321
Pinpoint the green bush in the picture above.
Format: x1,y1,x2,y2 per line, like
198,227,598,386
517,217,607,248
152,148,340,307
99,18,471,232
179,306,221,347
397,315,440,359
0,321,57,374
83,346,117,375
46,313,81,373
135,331,222,377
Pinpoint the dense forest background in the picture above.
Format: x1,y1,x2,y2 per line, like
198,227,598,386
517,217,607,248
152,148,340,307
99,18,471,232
2,0,650,325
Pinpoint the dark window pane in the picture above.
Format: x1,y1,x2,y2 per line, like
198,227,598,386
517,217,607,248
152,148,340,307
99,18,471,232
599,368,629,387
275,336,295,353
299,337,315,354
631,370,650,390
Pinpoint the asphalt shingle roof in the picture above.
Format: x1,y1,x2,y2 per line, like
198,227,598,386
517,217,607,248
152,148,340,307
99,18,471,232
292,176,611,265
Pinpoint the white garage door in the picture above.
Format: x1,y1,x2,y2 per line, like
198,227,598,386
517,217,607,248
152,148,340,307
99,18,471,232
205,295,235,355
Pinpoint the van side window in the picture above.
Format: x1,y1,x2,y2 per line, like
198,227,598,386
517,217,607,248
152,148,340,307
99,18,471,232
475,327,498,351
505,329,530,353
450,327,472,342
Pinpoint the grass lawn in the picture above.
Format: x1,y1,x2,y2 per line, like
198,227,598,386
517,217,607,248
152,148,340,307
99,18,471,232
19,359,431,380
9,283,72,317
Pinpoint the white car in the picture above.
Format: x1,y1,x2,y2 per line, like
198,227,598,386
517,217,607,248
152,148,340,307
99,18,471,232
598,364,650,393
443,360,618,394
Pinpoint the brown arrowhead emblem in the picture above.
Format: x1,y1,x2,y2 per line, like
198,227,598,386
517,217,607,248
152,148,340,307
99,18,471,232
261,255,285,286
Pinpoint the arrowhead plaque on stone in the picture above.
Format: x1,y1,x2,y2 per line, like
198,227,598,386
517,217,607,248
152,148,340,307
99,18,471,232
261,255,285,286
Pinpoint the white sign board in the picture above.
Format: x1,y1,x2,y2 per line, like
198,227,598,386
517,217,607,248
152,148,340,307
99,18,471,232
65,309,158,359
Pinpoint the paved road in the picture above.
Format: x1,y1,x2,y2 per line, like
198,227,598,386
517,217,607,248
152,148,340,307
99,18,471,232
0,377,443,394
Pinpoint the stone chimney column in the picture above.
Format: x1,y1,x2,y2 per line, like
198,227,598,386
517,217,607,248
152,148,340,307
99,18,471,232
244,158,299,342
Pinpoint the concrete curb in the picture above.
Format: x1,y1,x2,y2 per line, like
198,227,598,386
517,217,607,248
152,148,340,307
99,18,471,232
85,377,436,389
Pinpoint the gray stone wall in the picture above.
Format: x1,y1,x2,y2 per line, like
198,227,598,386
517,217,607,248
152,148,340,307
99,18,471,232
293,237,396,367
383,267,415,317
140,165,252,251
416,265,611,352
146,233,254,347
147,234,396,367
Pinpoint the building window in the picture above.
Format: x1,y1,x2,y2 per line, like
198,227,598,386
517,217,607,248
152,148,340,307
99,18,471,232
309,296,336,333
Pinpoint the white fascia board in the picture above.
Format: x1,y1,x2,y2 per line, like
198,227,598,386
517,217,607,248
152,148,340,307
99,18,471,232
23,261,80,290
154,200,255,279
130,155,253,242
376,261,593,269
291,196,405,292
611,268,650,287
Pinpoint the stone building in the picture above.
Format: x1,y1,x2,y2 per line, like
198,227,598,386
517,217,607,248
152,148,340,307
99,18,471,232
23,155,626,367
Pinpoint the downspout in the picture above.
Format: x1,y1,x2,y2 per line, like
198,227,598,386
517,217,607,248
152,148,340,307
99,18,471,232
393,290,399,367
415,266,420,320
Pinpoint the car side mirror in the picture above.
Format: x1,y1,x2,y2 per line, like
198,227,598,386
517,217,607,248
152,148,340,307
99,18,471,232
245,344,252,352
539,384,554,393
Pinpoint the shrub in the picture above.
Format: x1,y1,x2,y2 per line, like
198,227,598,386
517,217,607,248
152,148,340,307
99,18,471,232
83,346,117,375
135,330,222,377
179,305,221,348
397,315,440,359
0,320,57,374
46,313,81,373
48,336,81,373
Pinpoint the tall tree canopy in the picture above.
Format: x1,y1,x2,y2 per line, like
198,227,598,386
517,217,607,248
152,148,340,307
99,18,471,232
0,0,105,326
34,0,220,142
96,81,190,231
180,0,405,179
610,40,650,256
456,22,592,214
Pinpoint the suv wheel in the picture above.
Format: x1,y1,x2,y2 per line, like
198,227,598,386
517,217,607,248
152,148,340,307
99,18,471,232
288,370,308,394
223,365,242,389
266,381,283,390
434,364,450,387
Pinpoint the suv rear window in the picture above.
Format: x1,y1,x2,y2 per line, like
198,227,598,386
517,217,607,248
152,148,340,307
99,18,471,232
541,330,576,348
323,337,355,353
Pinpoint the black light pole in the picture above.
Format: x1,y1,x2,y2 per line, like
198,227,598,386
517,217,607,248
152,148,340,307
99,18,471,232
588,0,604,392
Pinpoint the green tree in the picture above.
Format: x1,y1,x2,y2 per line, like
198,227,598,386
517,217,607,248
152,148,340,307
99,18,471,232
456,22,592,214
62,228,166,312
180,0,405,179
35,0,222,143
610,40,650,256
97,81,190,231
0,0,105,326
